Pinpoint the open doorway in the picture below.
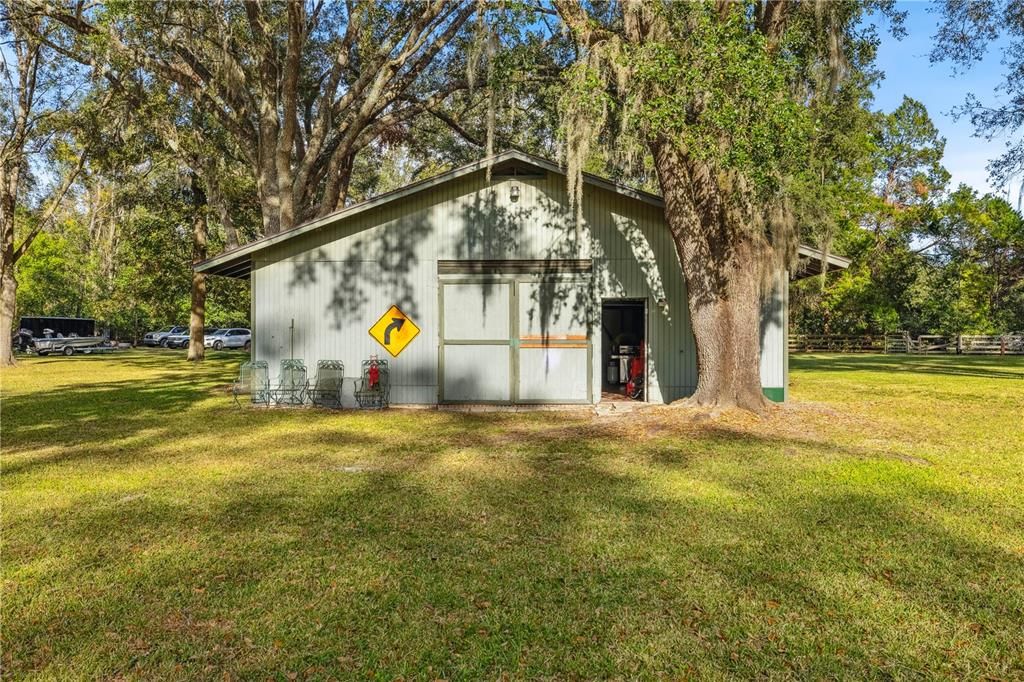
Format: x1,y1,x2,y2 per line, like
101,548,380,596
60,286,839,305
600,299,646,402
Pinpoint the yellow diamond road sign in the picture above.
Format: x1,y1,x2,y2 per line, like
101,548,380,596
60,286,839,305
369,305,420,357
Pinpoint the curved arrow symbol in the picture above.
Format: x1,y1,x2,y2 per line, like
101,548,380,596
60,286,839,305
383,317,405,345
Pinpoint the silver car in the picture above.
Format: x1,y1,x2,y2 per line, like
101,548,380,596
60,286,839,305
168,327,218,349
205,328,251,351
165,330,189,348
143,325,187,347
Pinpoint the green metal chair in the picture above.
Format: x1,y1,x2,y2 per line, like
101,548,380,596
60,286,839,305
308,360,345,409
354,358,390,409
269,359,308,406
232,360,270,407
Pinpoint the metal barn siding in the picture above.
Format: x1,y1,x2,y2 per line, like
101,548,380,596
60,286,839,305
245,159,787,405
759,268,788,402
585,185,696,403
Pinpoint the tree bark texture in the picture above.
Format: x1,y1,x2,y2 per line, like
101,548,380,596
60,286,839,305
187,174,208,362
653,142,770,413
0,205,17,367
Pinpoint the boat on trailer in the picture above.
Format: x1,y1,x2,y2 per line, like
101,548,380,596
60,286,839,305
31,330,112,356
13,317,117,356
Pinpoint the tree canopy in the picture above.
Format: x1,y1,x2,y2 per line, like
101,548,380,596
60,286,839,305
28,0,480,234
930,0,1024,195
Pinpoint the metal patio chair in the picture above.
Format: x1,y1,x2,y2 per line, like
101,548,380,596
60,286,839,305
269,359,308,406
232,360,270,407
354,358,390,409
308,360,346,409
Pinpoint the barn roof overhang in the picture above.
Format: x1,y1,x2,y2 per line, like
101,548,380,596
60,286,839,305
195,149,850,281
792,245,852,281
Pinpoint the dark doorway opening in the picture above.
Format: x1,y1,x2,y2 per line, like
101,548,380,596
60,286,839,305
600,299,646,401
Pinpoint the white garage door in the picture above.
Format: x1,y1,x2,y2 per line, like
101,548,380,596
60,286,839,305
440,282,512,402
440,277,591,404
517,280,590,403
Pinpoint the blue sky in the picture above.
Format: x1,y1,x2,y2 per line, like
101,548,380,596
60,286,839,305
870,1,1016,200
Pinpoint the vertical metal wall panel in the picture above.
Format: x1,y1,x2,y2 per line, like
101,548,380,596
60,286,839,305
250,168,602,405
518,347,589,401
443,283,510,340
759,268,786,393
433,172,581,262
517,280,589,338
252,206,441,405
586,185,696,404
783,269,789,401
514,277,591,403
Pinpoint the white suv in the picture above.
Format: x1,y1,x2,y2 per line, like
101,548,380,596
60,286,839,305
204,328,251,351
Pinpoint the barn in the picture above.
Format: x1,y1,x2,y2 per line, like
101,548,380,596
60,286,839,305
196,150,849,406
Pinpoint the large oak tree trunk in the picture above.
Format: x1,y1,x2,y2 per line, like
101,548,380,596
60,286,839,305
187,175,208,362
319,150,356,217
653,142,770,413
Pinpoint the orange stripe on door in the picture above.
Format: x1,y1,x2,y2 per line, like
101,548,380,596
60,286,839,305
520,343,588,349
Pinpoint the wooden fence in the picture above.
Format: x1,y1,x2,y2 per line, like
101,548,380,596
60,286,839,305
790,333,1024,355
954,334,1024,355
788,335,885,353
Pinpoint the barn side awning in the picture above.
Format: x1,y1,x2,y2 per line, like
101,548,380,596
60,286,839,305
792,245,852,281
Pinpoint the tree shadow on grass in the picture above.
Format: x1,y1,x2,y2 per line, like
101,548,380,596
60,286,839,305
4,353,1022,676
3,377,223,460
11,348,242,370
4,405,1023,678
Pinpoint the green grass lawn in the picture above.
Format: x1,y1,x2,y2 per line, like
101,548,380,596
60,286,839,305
2,351,1023,679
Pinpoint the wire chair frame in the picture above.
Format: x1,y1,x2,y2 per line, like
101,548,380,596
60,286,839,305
269,359,308,406
232,360,270,407
308,360,346,409
354,358,390,409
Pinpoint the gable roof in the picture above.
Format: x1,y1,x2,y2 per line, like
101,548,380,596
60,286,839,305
196,149,663,279
195,149,849,280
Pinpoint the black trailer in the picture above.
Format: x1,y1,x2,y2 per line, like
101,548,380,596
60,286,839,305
17,316,96,337
12,317,112,355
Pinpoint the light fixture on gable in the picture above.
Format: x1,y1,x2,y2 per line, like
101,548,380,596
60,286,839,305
509,183,521,202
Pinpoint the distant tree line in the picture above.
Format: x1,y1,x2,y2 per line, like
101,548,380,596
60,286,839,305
14,170,254,342
792,186,1024,338
792,0,1024,339
793,97,1024,337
